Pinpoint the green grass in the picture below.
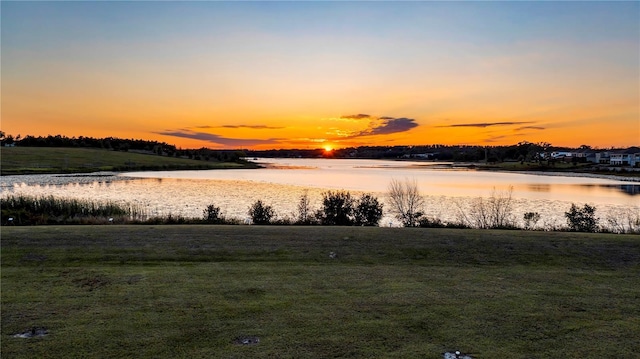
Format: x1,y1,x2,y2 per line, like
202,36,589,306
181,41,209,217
0,147,252,175
2,226,639,358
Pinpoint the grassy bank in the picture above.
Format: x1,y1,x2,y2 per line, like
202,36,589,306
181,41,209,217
475,161,640,179
2,226,639,358
0,147,253,175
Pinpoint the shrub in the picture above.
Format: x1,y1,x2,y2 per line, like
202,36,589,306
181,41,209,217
295,190,316,225
565,203,598,232
418,217,446,228
248,200,275,225
316,190,355,226
523,212,541,230
203,204,223,223
354,194,383,226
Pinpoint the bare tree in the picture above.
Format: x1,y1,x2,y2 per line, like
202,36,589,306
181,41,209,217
387,178,424,227
605,208,640,234
456,187,515,229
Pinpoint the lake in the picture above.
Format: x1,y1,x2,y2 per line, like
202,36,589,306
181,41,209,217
1,158,638,228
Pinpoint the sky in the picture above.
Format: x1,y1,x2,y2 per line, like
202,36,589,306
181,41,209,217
2,1,638,150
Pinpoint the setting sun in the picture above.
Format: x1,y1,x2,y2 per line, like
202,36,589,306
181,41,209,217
324,145,333,153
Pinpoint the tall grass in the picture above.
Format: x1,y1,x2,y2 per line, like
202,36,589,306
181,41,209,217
1,195,133,225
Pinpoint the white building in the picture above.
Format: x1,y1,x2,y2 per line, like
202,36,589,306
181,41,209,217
610,148,640,167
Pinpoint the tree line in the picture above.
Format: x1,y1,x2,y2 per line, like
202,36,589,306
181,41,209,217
2,131,609,164
247,142,562,162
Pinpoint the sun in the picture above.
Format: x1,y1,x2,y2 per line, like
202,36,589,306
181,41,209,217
323,145,333,153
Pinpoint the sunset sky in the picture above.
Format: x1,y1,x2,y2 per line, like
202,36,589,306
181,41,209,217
2,1,638,150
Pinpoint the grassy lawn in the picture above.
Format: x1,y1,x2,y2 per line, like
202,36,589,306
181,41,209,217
0,147,251,175
2,226,639,358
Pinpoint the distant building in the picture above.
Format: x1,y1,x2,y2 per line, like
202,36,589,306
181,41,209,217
551,151,574,159
610,147,640,167
595,151,611,164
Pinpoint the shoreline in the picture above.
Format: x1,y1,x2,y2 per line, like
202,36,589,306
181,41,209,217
396,160,640,182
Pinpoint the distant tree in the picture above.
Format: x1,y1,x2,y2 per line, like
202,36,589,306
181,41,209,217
248,200,275,225
354,194,383,226
316,190,355,226
565,203,598,232
1,133,15,146
387,179,424,227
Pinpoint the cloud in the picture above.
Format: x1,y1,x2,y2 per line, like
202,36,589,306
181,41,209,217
350,117,419,137
515,126,545,131
156,130,282,148
484,135,510,143
438,121,535,128
221,124,284,129
193,124,283,130
340,114,371,120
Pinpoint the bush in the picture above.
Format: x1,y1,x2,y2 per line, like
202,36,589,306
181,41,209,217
203,204,223,223
565,203,598,232
354,194,383,226
418,217,446,228
248,200,275,225
523,212,541,230
316,190,355,226
295,190,317,225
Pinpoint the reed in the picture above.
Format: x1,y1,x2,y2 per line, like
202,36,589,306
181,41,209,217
1,194,132,225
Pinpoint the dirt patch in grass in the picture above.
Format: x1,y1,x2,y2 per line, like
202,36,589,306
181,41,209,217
233,335,260,345
11,327,48,338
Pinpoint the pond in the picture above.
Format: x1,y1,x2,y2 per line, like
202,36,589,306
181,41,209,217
1,158,638,228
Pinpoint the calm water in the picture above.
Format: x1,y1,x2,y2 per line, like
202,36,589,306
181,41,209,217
1,158,638,227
